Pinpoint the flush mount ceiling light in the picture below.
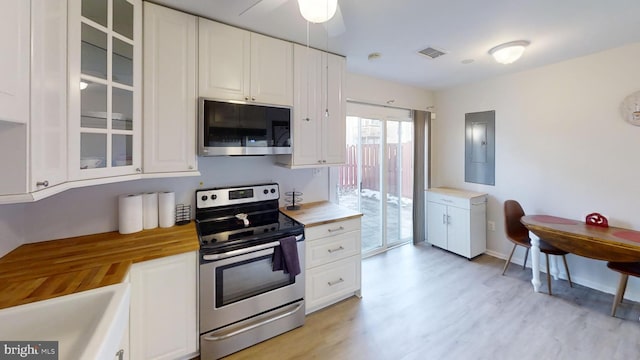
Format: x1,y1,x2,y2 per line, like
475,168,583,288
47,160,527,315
297,0,338,23
488,40,530,64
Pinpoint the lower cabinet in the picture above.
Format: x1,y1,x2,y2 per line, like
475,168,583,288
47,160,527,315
129,251,198,360
426,187,487,259
305,218,362,314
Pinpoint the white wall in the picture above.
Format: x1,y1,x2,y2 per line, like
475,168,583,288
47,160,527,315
347,72,434,111
433,42,640,300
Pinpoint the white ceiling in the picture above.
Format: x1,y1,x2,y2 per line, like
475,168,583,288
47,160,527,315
149,0,640,90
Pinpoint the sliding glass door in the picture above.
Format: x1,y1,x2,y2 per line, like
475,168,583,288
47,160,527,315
335,103,413,256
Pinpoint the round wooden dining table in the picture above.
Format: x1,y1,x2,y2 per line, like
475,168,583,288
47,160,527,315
520,215,640,292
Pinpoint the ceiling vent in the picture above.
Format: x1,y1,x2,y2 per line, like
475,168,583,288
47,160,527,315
418,47,447,59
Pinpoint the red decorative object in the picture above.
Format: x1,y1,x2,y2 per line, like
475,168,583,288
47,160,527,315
585,213,609,227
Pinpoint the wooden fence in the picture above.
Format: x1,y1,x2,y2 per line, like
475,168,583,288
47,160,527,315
338,143,413,199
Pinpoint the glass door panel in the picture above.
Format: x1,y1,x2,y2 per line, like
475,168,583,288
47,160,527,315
112,38,133,86
112,134,133,167
81,23,107,79
336,103,414,256
80,81,108,129
81,133,107,169
386,121,414,246
113,0,134,40
76,0,136,175
112,87,133,130
360,118,383,253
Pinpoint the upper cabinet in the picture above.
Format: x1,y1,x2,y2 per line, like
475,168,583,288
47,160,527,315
67,0,142,180
0,0,30,124
198,19,293,107
31,0,68,192
143,2,198,174
279,44,346,168
0,0,67,199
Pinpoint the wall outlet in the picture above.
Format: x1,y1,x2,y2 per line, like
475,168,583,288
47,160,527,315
487,220,496,231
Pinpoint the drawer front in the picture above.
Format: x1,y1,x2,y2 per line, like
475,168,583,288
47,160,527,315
305,218,361,241
306,256,360,311
427,192,470,209
306,230,361,268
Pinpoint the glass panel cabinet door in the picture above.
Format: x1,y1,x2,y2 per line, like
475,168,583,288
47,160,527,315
69,0,141,180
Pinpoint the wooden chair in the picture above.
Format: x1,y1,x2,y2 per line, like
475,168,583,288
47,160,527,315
502,200,573,295
606,261,640,317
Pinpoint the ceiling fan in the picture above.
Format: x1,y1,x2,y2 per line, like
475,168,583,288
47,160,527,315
238,0,346,37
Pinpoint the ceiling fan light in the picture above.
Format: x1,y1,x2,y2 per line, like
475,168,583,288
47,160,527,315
489,40,530,64
297,0,338,24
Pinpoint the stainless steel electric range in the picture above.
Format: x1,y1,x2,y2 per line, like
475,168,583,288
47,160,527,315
195,183,305,359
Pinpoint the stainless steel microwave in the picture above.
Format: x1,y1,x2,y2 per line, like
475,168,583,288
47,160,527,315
198,98,292,156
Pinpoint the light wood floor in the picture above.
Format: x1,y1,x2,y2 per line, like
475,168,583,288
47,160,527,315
224,243,640,359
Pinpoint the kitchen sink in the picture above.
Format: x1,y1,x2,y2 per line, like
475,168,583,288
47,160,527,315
0,283,130,360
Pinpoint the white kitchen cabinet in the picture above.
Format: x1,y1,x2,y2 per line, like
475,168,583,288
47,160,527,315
31,0,68,192
67,0,142,181
278,44,346,168
129,251,198,360
143,2,198,174
198,18,293,106
0,0,67,197
0,0,29,124
426,187,487,259
305,218,361,314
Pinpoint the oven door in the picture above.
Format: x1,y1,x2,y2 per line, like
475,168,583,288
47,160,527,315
200,237,305,333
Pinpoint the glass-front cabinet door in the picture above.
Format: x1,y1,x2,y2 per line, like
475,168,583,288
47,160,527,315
68,0,141,180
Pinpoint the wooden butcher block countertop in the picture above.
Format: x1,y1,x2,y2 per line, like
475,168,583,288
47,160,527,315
280,201,362,227
0,222,199,309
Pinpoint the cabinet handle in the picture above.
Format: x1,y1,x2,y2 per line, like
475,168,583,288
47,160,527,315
327,246,344,253
442,214,446,224
447,215,451,224
328,226,344,233
36,180,49,187
116,349,124,360
328,278,344,286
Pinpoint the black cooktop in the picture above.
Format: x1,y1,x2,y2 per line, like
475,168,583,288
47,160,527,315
195,184,304,256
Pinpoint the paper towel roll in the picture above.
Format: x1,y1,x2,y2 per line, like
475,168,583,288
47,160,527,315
119,194,143,234
143,192,159,230
158,191,175,228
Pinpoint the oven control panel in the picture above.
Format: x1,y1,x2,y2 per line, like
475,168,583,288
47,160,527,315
196,184,279,209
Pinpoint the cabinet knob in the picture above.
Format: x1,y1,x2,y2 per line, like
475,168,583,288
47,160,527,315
318,160,323,163
245,96,249,101
188,165,193,170
303,117,310,122
322,160,327,163
251,97,255,101
36,180,49,187
116,349,124,360
136,168,142,173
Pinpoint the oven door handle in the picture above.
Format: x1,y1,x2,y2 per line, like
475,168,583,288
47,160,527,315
202,234,303,261
202,302,304,341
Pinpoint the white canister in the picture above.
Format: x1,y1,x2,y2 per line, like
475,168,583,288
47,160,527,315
158,191,176,228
